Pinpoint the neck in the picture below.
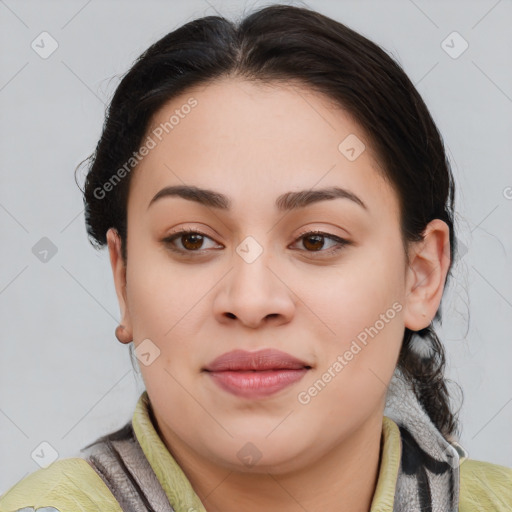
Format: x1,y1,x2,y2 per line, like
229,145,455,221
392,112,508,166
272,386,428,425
155,411,384,512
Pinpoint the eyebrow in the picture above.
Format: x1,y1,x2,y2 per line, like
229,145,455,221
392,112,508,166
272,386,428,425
147,185,367,212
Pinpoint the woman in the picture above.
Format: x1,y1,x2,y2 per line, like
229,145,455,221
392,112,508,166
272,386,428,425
1,4,510,511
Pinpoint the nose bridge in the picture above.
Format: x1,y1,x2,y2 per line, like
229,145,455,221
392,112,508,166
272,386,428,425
216,232,294,327
231,233,277,295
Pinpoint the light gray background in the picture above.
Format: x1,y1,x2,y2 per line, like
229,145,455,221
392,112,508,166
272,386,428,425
1,0,511,493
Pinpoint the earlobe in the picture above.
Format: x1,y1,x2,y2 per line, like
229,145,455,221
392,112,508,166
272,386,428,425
106,228,133,344
403,219,451,332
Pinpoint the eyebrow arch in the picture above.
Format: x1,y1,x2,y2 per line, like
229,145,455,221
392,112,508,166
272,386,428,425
147,185,367,212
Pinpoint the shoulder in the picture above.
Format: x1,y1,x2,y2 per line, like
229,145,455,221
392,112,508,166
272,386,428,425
459,458,512,511
0,457,122,512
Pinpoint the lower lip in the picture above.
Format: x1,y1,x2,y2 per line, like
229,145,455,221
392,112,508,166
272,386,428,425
206,369,309,399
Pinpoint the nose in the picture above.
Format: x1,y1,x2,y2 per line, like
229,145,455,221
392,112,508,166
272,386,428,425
213,244,295,329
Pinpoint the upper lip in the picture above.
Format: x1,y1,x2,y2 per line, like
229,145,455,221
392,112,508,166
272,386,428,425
203,348,311,372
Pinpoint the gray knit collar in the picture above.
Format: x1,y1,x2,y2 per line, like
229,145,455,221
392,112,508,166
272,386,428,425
384,368,464,512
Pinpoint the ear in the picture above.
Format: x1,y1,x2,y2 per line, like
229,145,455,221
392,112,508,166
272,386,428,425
106,228,133,342
403,219,451,331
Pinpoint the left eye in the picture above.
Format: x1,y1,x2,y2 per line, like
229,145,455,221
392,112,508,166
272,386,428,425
293,231,349,253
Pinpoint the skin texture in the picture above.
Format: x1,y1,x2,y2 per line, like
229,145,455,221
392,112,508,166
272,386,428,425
106,77,451,512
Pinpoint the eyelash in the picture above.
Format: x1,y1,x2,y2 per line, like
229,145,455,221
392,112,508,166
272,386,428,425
161,228,351,257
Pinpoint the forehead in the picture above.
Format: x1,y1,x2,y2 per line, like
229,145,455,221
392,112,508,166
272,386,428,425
128,77,398,221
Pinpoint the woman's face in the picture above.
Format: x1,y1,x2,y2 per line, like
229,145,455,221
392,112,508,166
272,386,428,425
108,77,439,473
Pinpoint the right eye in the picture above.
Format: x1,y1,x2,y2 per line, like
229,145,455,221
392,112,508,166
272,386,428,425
162,229,222,254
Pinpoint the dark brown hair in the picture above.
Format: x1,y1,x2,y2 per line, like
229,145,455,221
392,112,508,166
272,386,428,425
79,4,460,438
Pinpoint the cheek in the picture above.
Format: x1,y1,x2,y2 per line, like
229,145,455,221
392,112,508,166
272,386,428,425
340,244,406,363
125,240,201,338
297,241,406,404
124,245,212,392
298,241,406,339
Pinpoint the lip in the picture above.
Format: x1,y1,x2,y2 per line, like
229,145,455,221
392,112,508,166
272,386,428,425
203,348,311,372
202,348,312,399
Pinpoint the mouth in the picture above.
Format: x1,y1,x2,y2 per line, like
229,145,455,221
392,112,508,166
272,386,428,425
202,348,312,399
202,348,312,372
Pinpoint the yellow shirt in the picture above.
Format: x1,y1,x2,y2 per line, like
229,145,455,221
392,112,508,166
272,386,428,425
1,391,510,511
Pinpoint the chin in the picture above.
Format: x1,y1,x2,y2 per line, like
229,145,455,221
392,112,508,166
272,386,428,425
205,436,313,475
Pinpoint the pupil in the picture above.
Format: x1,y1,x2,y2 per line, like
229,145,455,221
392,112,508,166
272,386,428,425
184,234,203,249
305,235,323,251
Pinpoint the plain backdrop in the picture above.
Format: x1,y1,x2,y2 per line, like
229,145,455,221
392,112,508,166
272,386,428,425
1,0,511,493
